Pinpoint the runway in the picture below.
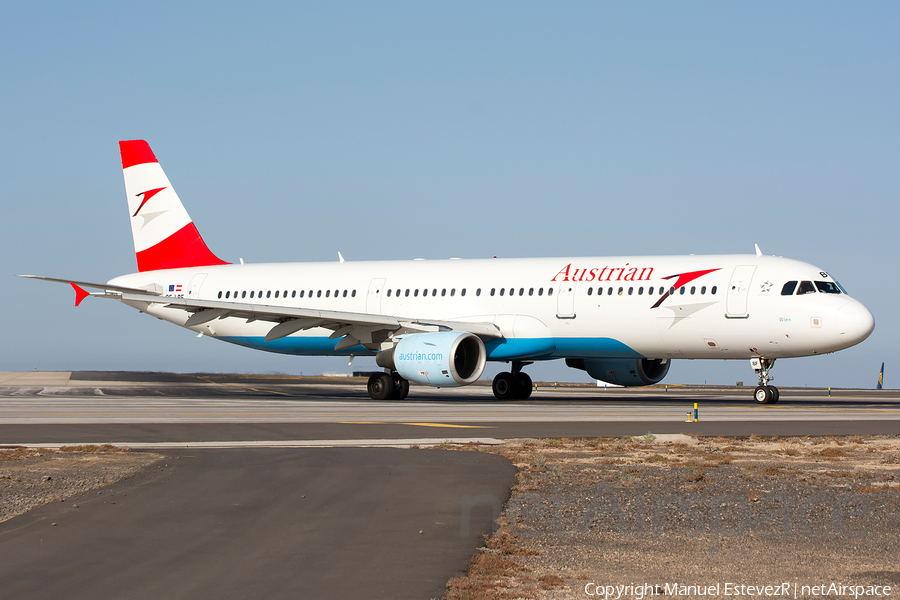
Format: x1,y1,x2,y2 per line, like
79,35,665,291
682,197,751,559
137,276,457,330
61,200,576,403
0,447,515,600
1,371,899,441
3,372,898,599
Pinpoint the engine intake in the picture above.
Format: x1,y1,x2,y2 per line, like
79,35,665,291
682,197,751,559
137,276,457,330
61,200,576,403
377,331,486,387
566,358,670,387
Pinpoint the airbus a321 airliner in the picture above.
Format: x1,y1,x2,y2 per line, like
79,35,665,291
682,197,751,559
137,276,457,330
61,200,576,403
23,141,875,404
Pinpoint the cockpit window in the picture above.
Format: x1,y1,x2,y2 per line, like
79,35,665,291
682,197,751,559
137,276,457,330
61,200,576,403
796,281,816,295
815,281,842,294
781,281,797,296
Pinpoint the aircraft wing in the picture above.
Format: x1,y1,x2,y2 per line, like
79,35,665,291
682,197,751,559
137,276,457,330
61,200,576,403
124,293,502,348
21,275,501,349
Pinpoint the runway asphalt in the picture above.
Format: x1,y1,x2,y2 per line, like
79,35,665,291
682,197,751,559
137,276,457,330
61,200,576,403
0,447,515,600
2,371,898,441
2,371,898,599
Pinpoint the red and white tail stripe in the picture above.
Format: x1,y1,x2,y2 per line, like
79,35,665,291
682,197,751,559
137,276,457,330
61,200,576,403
119,140,228,272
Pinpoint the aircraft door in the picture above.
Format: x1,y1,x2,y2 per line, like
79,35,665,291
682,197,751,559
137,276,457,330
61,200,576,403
726,266,756,318
187,274,207,298
556,281,576,319
366,278,386,314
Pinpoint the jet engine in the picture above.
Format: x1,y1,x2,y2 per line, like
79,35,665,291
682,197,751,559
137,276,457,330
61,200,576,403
376,331,486,387
566,358,670,387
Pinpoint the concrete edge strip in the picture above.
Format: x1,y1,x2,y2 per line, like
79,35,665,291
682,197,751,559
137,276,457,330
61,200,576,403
6,438,507,450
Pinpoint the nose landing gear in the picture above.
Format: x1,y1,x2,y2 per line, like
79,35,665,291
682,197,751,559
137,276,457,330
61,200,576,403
751,357,779,404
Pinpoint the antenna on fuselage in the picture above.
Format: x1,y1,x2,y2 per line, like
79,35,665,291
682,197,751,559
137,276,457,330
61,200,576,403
754,244,763,256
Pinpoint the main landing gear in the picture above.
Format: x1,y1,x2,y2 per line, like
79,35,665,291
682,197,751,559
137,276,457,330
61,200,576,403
751,357,779,405
492,361,534,400
367,371,410,400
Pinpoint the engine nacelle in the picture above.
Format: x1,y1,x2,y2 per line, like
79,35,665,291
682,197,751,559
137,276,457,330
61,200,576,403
376,331,486,387
566,358,670,387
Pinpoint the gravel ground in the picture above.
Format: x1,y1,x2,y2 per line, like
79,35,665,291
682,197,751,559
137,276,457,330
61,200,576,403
0,446,160,522
446,436,900,600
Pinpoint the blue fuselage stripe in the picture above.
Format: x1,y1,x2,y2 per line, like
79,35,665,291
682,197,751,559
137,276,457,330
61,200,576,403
220,336,643,360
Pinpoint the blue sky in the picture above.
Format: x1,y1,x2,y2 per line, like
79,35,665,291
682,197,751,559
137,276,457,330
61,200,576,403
2,2,897,388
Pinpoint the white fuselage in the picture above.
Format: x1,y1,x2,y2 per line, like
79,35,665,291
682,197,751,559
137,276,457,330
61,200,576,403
109,253,874,363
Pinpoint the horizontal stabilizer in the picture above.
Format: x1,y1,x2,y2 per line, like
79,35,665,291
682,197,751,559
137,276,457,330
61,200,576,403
19,275,162,296
70,282,90,307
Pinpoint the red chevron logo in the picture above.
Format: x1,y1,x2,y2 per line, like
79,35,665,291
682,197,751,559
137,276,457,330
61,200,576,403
650,268,721,309
133,187,167,217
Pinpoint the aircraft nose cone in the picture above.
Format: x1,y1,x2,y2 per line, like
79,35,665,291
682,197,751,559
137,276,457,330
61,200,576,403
838,300,875,345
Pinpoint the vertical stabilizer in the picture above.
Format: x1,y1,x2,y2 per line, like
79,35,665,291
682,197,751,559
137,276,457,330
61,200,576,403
119,140,228,272
878,362,884,390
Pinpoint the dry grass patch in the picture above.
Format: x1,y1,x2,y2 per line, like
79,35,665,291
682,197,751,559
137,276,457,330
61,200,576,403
811,447,851,458
58,444,129,453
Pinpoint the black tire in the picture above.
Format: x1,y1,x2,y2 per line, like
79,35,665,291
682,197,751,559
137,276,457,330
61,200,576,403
767,385,780,404
492,372,518,400
754,385,774,404
395,377,410,400
368,372,394,400
516,372,533,399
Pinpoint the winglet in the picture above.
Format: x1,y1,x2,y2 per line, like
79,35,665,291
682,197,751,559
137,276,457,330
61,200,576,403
70,282,90,307
755,243,763,257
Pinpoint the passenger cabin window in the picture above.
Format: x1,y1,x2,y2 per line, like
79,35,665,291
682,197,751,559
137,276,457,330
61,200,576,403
797,281,816,295
217,291,222,299
815,281,842,294
548,288,553,296
781,281,798,296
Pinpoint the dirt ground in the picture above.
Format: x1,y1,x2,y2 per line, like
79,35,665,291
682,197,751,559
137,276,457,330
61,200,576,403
4,438,899,599
445,435,900,600
0,445,160,522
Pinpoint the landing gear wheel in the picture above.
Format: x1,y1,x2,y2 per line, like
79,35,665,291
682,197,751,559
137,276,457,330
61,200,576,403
516,372,533,399
492,372,518,400
368,372,394,400
767,385,779,404
394,377,410,400
754,385,775,405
